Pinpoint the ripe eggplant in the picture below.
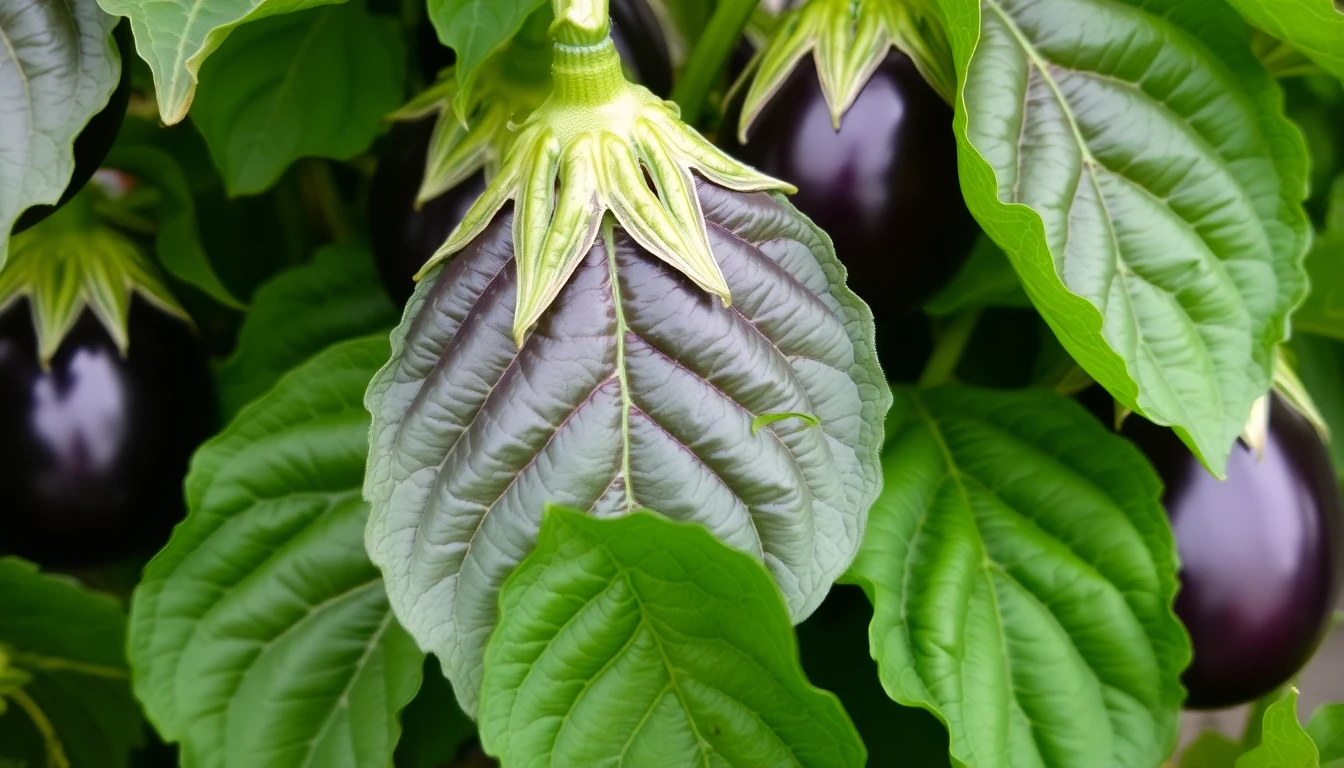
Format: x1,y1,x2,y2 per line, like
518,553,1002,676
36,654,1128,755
720,52,978,318
1123,394,1344,709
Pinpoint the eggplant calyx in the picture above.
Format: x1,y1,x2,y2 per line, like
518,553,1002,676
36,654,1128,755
390,22,552,207
732,0,955,142
424,0,793,348
1267,347,1331,444
0,191,189,367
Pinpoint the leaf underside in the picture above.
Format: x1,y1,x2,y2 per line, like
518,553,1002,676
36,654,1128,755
364,179,888,716
479,508,866,768
946,0,1310,475
129,337,423,768
848,386,1188,768
0,0,120,268
95,0,341,124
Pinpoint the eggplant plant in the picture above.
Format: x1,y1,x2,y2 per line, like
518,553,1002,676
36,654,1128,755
2,0,1344,766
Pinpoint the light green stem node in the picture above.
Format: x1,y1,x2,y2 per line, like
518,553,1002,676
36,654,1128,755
551,39,626,106
422,0,795,347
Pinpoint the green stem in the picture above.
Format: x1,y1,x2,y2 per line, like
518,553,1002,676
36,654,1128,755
300,160,350,243
918,309,981,388
1240,685,1288,748
671,0,760,126
8,689,70,768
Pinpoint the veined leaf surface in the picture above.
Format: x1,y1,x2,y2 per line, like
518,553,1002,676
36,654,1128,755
942,0,1311,475
848,386,1188,768
0,0,121,267
129,337,422,768
479,507,866,767
364,180,888,715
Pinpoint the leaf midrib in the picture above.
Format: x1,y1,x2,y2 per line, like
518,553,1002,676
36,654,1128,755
603,218,637,512
903,394,1151,766
980,0,1234,439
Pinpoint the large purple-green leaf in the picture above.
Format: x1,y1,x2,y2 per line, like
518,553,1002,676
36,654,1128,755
364,180,888,716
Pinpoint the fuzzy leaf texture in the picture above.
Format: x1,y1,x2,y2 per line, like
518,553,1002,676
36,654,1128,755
0,559,141,768
129,336,423,768
95,0,342,124
1223,0,1344,85
848,386,1188,768
364,180,889,716
0,0,121,268
191,0,405,195
940,0,1311,476
478,507,866,767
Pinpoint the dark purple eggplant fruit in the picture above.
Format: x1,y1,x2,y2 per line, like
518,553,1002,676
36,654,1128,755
1123,393,1344,709
371,0,671,305
13,21,132,234
720,52,978,318
0,299,215,567
369,120,488,306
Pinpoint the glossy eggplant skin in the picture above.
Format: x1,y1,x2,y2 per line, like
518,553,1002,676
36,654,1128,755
720,53,978,319
13,21,132,234
1123,394,1344,709
371,1,670,305
0,299,215,568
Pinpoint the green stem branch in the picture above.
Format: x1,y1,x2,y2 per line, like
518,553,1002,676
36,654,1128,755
9,689,70,768
671,0,760,126
918,309,981,388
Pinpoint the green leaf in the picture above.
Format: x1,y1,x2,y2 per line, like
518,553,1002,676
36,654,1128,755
428,0,547,118
848,386,1189,768
1238,689,1319,768
0,559,141,768
478,506,866,767
1223,0,1344,86
191,1,406,195
1294,176,1344,340
104,145,244,309
0,0,121,269
1184,731,1248,768
129,336,422,768
214,241,398,419
924,236,1030,316
941,0,1311,476
95,0,344,125
1308,703,1344,766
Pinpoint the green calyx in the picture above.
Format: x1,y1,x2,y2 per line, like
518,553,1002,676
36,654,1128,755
394,24,553,207
0,194,189,366
424,0,794,347
733,0,955,142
